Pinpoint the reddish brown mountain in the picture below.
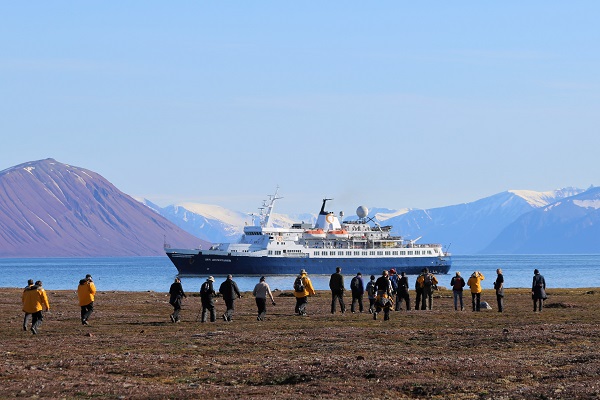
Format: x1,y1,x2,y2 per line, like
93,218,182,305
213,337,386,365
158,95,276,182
0,158,207,257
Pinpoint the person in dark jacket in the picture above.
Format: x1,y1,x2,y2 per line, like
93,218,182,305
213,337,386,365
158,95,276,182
396,272,411,311
532,269,546,312
414,269,425,310
169,277,186,323
350,272,364,313
219,274,242,321
450,271,466,311
374,270,393,321
365,275,377,314
329,266,346,314
200,276,216,322
495,268,505,312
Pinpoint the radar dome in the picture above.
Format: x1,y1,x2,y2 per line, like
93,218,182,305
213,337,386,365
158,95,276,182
356,206,369,219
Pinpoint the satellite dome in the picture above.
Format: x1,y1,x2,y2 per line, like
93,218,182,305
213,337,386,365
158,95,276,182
356,206,369,219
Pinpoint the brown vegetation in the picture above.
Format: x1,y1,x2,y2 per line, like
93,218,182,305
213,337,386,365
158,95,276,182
1,287,599,399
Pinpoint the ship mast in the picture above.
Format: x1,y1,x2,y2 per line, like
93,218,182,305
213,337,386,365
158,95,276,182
261,186,282,228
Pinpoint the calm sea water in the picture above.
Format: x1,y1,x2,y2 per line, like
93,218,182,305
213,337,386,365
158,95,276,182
1,254,599,292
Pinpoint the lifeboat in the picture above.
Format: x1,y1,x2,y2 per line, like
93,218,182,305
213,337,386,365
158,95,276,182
304,229,326,239
326,229,350,239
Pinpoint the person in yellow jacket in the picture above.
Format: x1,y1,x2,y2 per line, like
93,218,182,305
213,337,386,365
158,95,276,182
22,279,34,331
293,269,316,316
467,271,485,312
22,281,50,335
416,268,439,310
77,274,96,325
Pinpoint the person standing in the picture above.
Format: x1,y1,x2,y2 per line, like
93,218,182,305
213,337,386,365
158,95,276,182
389,269,399,308
532,269,546,312
495,269,505,312
414,269,425,310
329,266,346,314
374,270,393,321
365,275,377,314
168,277,186,323
467,271,485,312
450,271,466,311
77,275,96,325
219,274,241,322
253,276,276,321
200,276,217,323
396,272,411,311
22,279,34,331
22,281,50,335
350,272,365,313
417,268,438,310
293,269,316,316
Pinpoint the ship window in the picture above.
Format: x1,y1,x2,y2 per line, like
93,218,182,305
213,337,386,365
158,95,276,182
346,251,352,256
314,251,319,256
392,251,398,255
275,251,281,255
400,251,405,255
268,251,272,255
385,251,390,255
362,251,368,256
377,251,383,255
354,251,360,256
415,251,420,255
369,251,375,256
330,251,336,256
427,250,432,255
408,251,413,255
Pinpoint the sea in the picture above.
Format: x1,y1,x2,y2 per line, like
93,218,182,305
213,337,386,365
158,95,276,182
1,254,599,292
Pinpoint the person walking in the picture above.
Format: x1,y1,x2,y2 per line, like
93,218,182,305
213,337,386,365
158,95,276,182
22,279,34,331
417,268,438,310
77,275,96,325
168,277,186,323
450,271,466,311
200,276,217,322
374,270,393,321
329,266,346,314
253,276,276,321
532,269,546,312
365,275,377,314
467,271,485,312
396,272,411,311
494,269,505,312
22,281,50,335
350,272,365,313
389,269,399,309
293,269,316,316
219,274,242,322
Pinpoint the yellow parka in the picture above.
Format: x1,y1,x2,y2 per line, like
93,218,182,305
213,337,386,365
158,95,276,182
77,281,96,306
467,273,485,293
22,286,50,313
293,274,316,298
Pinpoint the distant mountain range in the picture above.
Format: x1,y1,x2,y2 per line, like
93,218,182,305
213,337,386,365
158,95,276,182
1,158,598,257
145,187,600,255
0,159,207,257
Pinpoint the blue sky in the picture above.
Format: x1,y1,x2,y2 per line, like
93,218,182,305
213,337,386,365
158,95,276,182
2,2,599,215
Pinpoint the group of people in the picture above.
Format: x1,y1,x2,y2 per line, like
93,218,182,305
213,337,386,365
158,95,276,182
21,273,96,334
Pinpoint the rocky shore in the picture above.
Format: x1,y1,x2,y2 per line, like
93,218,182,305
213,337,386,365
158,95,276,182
2,287,599,399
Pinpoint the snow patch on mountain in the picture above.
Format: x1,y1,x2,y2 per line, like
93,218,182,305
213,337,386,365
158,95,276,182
509,188,583,208
176,203,250,227
573,200,600,210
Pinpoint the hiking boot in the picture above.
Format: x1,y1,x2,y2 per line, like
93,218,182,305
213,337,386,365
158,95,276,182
82,319,89,325
23,325,27,331
373,312,377,320
170,314,175,323
222,314,227,321
31,327,37,335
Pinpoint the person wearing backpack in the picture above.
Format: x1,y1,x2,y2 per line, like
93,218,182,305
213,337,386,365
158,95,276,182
200,276,216,323
374,270,393,320
365,275,377,314
350,272,364,313
294,269,316,316
168,277,187,323
467,271,485,312
417,268,438,310
396,271,411,311
450,271,466,311
219,274,242,322
389,269,399,310
414,269,425,310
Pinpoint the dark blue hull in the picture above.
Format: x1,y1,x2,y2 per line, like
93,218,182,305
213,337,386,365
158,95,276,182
167,251,452,276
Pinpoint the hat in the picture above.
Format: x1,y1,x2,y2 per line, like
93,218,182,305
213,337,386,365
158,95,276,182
79,279,87,285
207,276,215,282
390,268,396,274
357,272,362,276
534,269,539,274
300,269,307,274
86,274,92,279
370,275,375,280
455,271,461,276
27,279,34,285
260,276,266,282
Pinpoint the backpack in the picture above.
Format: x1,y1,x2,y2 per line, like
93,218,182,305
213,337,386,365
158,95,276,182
423,273,433,286
350,277,360,291
200,281,211,294
294,276,305,292
366,281,376,297
452,277,464,291
390,275,399,291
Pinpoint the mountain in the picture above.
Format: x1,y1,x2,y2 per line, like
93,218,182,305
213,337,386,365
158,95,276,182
0,159,207,257
142,200,316,244
482,187,600,254
381,188,583,254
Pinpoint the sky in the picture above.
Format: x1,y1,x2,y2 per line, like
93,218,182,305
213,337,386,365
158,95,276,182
2,2,599,216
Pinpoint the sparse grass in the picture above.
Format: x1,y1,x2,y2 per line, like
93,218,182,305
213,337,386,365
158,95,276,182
1,287,599,398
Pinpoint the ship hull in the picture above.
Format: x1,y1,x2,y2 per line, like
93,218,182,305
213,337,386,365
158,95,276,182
167,250,451,276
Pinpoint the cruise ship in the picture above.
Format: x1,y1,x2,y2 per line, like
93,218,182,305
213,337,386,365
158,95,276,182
165,190,451,276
